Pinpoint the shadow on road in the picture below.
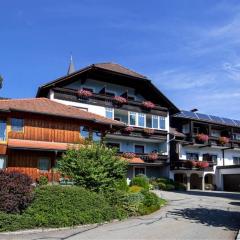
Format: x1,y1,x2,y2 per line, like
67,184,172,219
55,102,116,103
168,207,240,231
170,190,240,200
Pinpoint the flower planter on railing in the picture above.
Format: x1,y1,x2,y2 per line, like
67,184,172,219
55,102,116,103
143,128,155,136
218,136,230,145
142,101,156,109
122,152,136,159
122,126,134,134
196,133,209,143
195,161,209,169
77,89,93,98
148,152,158,161
184,160,197,169
113,96,127,105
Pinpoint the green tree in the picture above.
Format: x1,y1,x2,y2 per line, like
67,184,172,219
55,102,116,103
57,143,128,192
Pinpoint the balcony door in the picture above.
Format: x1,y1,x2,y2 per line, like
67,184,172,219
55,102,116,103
0,120,6,142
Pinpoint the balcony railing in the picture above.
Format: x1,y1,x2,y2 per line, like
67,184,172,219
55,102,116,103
171,160,214,171
53,87,168,114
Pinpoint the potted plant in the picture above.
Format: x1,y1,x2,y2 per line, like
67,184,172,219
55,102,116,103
122,126,134,134
148,152,158,161
77,89,93,98
142,101,156,109
196,133,209,143
218,136,230,145
113,96,127,105
143,128,155,136
122,152,136,159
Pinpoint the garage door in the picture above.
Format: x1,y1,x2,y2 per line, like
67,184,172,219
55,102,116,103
223,174,240,192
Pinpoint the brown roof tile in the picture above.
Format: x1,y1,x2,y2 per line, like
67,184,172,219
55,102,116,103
93,63,147,79
0,98,125,127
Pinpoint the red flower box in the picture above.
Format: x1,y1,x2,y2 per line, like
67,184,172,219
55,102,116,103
185,160,196,169
113,96,127,104
142,101,155,109
196,161,209,169
122,152,136,159
148,153,158,161
122,126,134,133
196,133,209,143
77,89,93,98
143,128,155,136
219,136,229,145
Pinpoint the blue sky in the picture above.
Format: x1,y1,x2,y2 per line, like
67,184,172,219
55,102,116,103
1,0,240,118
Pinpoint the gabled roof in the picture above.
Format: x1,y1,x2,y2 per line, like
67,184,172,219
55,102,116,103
0,98,125,127
93,62,148,79
173,110,240,128
36,62,179,113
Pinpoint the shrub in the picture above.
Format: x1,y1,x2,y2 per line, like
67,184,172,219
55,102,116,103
129,185,143,193
158,182,167,190
130,175,149,190
165,184,175,191
115,178,129,192
57,143,128,192
38,176,48,186
0,171,34,214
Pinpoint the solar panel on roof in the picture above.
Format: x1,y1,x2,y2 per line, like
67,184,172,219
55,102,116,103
181,110,198,119
196,113,211,121
209,115,224,123
234,120,240,127
221,118,237,126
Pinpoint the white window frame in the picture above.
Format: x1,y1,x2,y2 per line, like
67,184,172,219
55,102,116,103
105,107,114,120
151,115,166,130
128,112,146,128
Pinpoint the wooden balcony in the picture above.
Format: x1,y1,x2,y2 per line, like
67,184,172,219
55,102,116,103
53,87,168,116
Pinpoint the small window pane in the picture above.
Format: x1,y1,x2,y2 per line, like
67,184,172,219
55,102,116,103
80,126,89,139
93,131,101,142
0,120,6,141
233,157,240,165
105,108,113,119
138,113,145,127
159,117,166,129
0,156,6,169
39,158,49,171
186,153,199,160
129,112,136,126
11,118,24,132
135,145,144,154
152,116,158,129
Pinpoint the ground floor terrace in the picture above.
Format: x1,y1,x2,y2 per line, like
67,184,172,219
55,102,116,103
1,190,239,240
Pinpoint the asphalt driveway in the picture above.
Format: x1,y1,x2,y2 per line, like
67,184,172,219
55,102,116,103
1,190,240,240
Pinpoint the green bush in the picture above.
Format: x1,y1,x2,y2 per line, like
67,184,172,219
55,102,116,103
0,186,126,232
115,178,129,192
158,182,167,190
38,176,48,186
151,177,186,191
57,143,128,192
129,185,143,193
130,175,149,190
165,184,175,191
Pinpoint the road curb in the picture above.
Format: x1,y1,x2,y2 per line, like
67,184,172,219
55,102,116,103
236,230,240,240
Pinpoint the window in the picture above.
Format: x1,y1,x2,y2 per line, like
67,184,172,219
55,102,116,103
11,118,24,132
233,157,240,165
134,167,145,176
0,120,6,141
138,113,145,127
159,117,166,129
129,112,136,126
106,142,120,151
92,131,101,142
0,156,6,169
105,92,115,97
232,133,240,141
134,145,144,154
80,126,89,139
105,108,114,119
203,154,218,164
38,158,50,171
211,129,221,137
186,152,199,160
152,115,158,129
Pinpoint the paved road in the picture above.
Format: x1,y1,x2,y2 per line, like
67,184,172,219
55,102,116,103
1,190,240,240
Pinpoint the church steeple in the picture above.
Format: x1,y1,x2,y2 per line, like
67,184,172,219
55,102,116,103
67,55,75,75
